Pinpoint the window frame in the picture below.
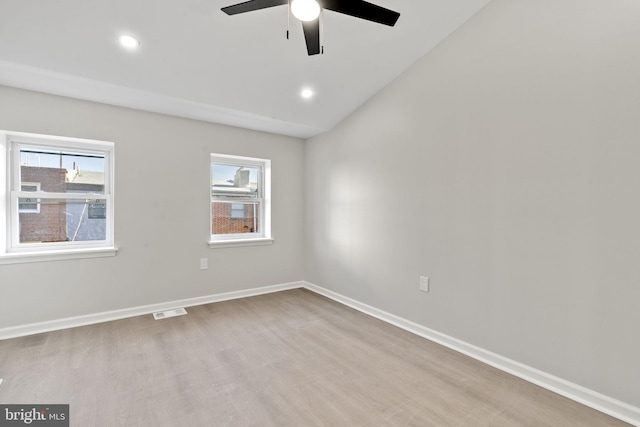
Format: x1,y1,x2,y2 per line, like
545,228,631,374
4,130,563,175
209,153,272,248
0,130,117,264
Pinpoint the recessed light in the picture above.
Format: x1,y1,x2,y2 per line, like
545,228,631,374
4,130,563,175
118,34,139,49
301,88,314,99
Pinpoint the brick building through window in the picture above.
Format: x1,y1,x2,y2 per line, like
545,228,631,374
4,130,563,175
19,166,67,243
18,166,106,244
211,202,258,235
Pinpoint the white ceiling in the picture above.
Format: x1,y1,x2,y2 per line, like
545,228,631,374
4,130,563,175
0,0,490,138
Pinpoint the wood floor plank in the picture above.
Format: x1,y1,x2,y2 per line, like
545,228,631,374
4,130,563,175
0,289,630,426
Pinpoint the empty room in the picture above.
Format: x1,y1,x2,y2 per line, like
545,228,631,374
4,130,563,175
1,0,639,425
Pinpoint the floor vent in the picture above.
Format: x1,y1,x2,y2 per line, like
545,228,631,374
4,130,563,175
153,308,187,320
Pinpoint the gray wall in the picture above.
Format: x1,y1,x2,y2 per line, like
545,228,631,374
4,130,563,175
304,0,640,407
0,85,305,327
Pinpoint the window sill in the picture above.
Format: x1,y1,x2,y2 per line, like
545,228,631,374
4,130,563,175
0,247,118,265
208,238,274,249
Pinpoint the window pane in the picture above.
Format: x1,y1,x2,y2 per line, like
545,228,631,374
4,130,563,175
18,183,40,213
212,201,260,235
19,198,107,243
211,164,259,198
21,183,39,192
20,148,105,194
230,203,245,219
88,200,107,219
18,197,39,213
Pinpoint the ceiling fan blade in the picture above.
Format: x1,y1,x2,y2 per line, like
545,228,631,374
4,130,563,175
221,0,288,15
322,0,400,26
302,19,321,56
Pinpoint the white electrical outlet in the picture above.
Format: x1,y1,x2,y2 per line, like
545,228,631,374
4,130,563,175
419,276,429,292
200,258,208,270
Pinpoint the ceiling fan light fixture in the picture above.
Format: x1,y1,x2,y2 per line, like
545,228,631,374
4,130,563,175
118,34,140,49
291,0,321,22
221,0,400,55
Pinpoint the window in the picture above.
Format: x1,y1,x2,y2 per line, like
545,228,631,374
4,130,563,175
0,130,116,264
210,154,271,247
88,200,107,219
230,203,246,219
18,183,40,213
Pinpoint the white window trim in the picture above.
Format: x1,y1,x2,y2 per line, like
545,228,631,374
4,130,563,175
209,153,272,248
0,130,117,264
207,237,274,249
0,247,118,265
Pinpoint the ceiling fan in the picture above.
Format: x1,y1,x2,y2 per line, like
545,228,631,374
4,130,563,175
221,0,400,56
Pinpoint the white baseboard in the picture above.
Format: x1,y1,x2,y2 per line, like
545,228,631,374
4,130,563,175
302,281,640,426
1,279,637,425
0,281,303,340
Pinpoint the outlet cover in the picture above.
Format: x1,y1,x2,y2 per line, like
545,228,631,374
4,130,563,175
200,258,208,270
419,276,429,292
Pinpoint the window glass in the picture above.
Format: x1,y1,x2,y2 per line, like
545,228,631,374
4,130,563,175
18,198,107,244
15,146,108,246
230,203,246,219
18,183,40,213
20,147,105,194
212,201,261,234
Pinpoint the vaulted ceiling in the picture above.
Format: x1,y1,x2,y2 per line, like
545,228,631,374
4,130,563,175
0,0,490,138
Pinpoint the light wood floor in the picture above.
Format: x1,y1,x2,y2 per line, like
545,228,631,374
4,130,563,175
0,289,629,426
